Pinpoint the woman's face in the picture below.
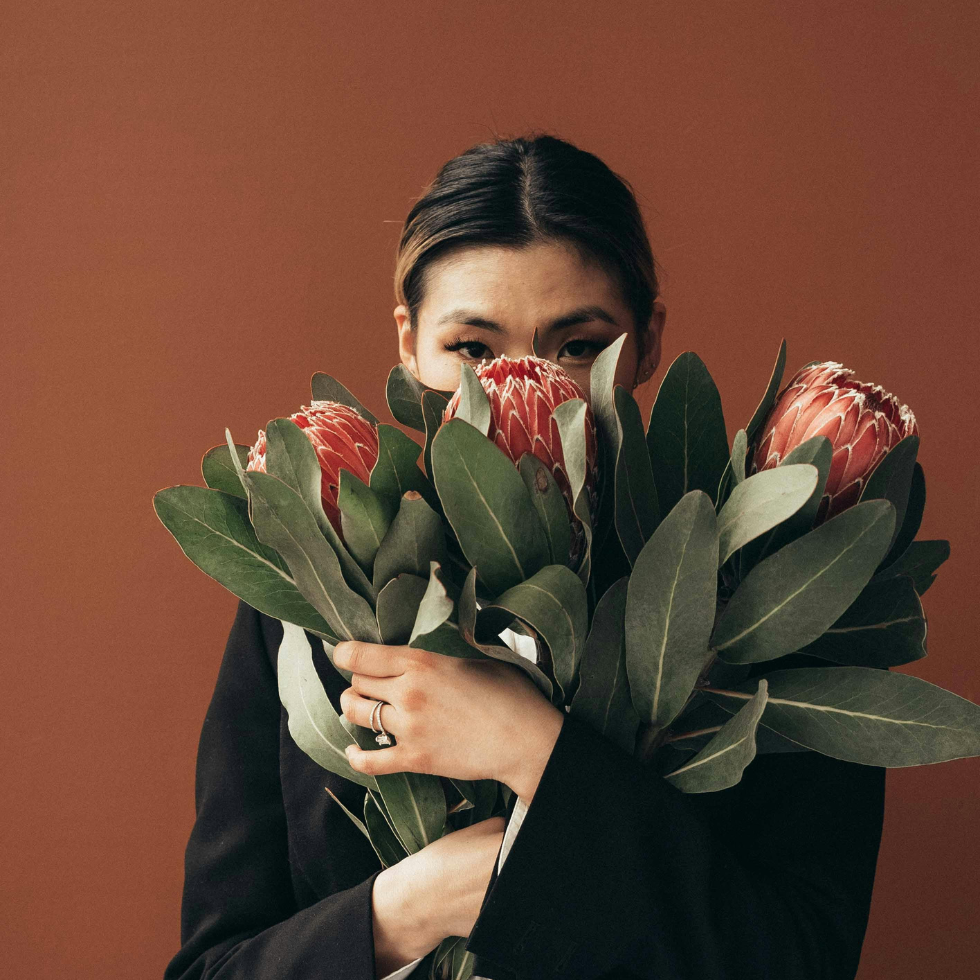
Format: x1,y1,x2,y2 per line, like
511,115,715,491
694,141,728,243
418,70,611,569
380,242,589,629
394,240,666,402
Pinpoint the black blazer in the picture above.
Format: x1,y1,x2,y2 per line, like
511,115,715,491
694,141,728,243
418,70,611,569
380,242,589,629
163,599,886,980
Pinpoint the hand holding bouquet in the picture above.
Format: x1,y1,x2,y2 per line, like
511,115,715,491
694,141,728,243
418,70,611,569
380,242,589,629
154,336,977,979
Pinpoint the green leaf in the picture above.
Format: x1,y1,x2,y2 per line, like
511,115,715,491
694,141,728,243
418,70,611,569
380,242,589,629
264,418,376,604
872,538,949,596
859,434,919,560
310,372,379,424
430,418,549,596
386,364,453,432
553,398,595,585
647,351,730,514
372,491,447,591
345,710,448,853
456,363,492,435
363,792,409,868
409,563,486,660
744,339,788,450
478,564,588,705
589,334,628,474
876,461,926,573
712,499,897,664
153,485,337,638
369,423,436,515
625,490,720,731
569,577,641,755
518,454,572,567
799,574,927,668
703,666,980,766
241,468,381,641
276,621,377,789
375,574,429,644
338,469,392,572
202,443,251,498
716,463,819,566
410,561,456,643
738,435,834,577
457,569,555,701
730,429,748,484
665,679,768,793
323,784,372,843
448,778,500,824
421,388,451,485
613,385,660,565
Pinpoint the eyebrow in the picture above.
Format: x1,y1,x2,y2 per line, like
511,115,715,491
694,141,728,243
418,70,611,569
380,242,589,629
435,304,619,333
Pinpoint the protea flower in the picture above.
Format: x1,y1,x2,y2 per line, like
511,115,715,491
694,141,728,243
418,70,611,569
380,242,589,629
246,400,379,535
442,355,599,564
749,361,918,525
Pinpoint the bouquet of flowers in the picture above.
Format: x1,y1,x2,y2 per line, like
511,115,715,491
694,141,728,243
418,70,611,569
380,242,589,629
154,336,979,979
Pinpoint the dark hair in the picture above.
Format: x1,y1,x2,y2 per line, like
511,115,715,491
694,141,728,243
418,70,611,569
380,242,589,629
393,131,662,346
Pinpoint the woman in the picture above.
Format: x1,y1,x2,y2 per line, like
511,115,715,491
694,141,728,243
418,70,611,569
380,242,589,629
163,134,886,980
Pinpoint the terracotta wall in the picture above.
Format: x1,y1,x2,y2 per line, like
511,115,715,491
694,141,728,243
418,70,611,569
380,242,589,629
3,1,977,976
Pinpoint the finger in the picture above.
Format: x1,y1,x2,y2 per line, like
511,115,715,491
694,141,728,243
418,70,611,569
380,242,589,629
341,690,397,734
348,671,398,703
333,639,412,678
345,742,415,777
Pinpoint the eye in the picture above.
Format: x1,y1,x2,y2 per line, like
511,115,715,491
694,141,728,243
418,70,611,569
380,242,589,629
443,337,494,361
558,338,608,360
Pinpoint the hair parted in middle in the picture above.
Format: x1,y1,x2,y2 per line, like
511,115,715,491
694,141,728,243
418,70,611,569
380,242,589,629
393,131,663,355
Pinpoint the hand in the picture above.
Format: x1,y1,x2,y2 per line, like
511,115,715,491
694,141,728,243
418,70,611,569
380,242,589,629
334,639,564,794
376,815,507,952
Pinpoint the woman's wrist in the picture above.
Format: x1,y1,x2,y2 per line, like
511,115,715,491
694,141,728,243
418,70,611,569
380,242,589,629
371,863,443,973
499,704,565,801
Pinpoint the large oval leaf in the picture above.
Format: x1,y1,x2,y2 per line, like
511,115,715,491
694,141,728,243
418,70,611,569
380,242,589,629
376,574,429,645
872,538,949,596
798,573,926,668
613,385,660,566
518,454,572,568
646,351,730,514
859,434,919,560
716,463,819,566
363,792,409,868
277,621,377,789
553,398,596,586
241,468,381,642
737,434,834,579
386,364,453,432
569,577,640,755
478,564,588,704
338,469,392,572
625,490,719,730
704,665,980,766
372,491,447,590
430,418,549,596
369,423,435,516
716,340,788,510
665,679,768,793
456,363,492,435
310,372,379,424
345,714,448,854
153,485,336,637
712,498,896,664
201,443,251,498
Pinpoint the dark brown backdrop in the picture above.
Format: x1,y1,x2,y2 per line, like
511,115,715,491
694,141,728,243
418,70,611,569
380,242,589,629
2,2,977,977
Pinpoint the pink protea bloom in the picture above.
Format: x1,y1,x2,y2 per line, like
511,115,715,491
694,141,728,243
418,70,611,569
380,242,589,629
749,361,918,525
443,355,599,565
246,400,379,536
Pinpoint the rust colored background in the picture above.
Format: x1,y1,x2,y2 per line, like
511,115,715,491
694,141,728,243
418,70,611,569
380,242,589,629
2,2,977,977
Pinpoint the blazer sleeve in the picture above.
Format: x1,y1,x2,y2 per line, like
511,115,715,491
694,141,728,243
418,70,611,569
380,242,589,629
464,669,887,980
163,599,385,980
